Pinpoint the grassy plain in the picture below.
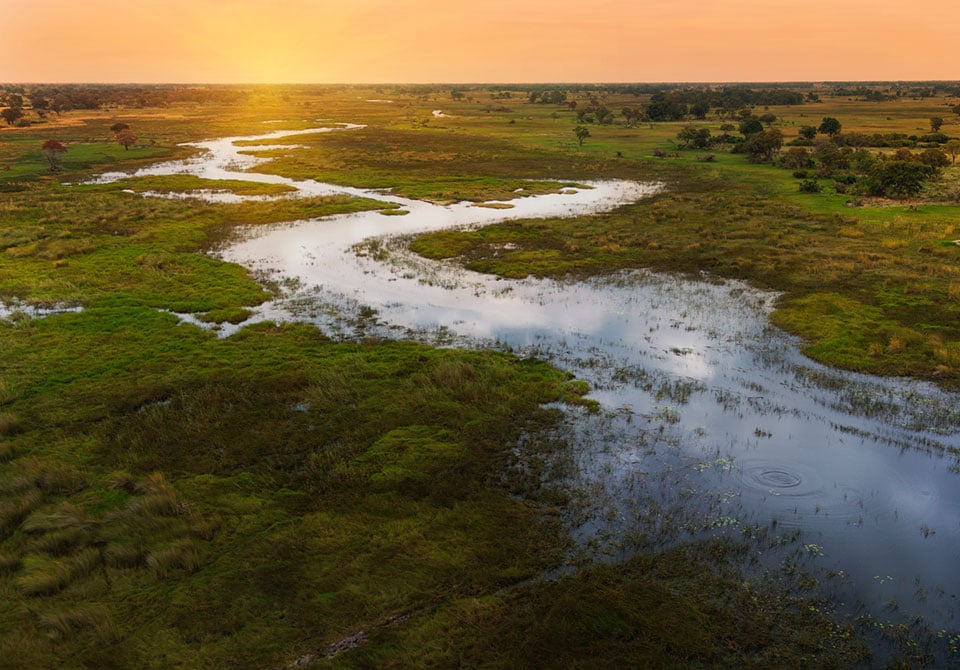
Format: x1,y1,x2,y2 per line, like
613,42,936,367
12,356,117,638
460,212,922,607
1,84,953,666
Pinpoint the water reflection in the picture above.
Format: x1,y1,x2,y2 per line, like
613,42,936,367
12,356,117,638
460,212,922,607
95,125,960,640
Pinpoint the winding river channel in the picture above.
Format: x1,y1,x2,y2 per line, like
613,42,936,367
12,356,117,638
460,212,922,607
92,123,960,651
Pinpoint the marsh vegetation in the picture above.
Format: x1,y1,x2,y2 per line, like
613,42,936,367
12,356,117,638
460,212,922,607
2,82,960,667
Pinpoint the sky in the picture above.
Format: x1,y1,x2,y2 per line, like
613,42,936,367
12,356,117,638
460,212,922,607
2,0,956,83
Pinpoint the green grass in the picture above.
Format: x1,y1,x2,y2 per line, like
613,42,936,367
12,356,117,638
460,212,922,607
75,174,298,196
403,94,960,386
2,84,954,666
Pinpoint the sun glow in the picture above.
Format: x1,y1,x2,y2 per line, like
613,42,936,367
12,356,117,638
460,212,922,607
3,0,957,82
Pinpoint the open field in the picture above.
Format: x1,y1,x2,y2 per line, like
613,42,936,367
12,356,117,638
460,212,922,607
1,83,958,666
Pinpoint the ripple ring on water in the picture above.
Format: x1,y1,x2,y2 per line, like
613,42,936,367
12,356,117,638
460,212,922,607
753,468,803,489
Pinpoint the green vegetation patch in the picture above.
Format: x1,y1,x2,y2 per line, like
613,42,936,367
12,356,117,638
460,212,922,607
413,174,960,386
335,540,868,668
77,174,298,196
0,309,579,667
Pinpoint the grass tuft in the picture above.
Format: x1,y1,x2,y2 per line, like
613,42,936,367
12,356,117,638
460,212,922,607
146,539,199,578
0,413,23,436
33,606,117,641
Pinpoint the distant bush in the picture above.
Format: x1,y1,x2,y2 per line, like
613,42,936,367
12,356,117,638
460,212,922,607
793,170,808,179
798,179,822,193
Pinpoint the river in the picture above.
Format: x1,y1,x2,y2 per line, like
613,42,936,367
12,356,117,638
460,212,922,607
91,123,960,653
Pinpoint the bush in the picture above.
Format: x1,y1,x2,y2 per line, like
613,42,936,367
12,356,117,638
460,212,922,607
792,170,808,179
798,179,822,193
867,160,938,199
920,148,950,168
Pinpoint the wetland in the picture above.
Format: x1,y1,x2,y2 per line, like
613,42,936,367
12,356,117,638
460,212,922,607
2,83,960,667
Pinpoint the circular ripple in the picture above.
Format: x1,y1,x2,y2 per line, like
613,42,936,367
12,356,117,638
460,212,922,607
752,468,802,489
737,460,822,499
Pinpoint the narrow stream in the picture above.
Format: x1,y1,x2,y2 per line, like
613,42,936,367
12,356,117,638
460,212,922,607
92,124,960,652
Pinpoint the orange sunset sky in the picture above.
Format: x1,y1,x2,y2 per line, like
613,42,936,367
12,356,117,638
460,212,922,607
2,0,956,83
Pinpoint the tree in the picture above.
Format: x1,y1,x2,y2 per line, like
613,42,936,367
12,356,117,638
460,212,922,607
813,139,849,173
110,122,130,133
689,101,710,120
868,160,937,199
41,139,67,171
116,128,138,150
839,132,869,149
758,112,778,127
51,93,71,116
782,147,811,169
573,125,590,147
29,94,49,115
1,107,24,126
595,105,614,125
892,147,916,162
742,128,783,163
798,125,817,140
621,107,643,127
738,117,763,136
944,139,960,164
930,117,944,133
676,125,711,149
818,117,842,136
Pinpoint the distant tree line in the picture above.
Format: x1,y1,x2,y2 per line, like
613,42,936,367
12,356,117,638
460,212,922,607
1,84,248,116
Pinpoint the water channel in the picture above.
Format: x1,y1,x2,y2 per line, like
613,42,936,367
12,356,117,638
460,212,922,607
91,123,960,654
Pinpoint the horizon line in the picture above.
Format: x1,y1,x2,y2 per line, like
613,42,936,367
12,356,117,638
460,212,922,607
5,79,960,87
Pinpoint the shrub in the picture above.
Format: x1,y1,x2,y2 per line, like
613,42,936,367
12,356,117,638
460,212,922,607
798,179,822,193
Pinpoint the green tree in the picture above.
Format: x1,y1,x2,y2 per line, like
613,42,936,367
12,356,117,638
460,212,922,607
110,122,130,133
738,117,763,136
742,128,783,163
676,125,711,149
930,117,944,133
758,112,777,127
689,101,710,120
595,105,613,125
868,160,937,199
798,125,817,140
573,125,590,147
813,140,849,173
818,117,842,136
782,147,811,169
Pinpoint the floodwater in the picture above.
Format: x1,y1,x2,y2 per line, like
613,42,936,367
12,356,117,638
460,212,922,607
92,123,960,649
